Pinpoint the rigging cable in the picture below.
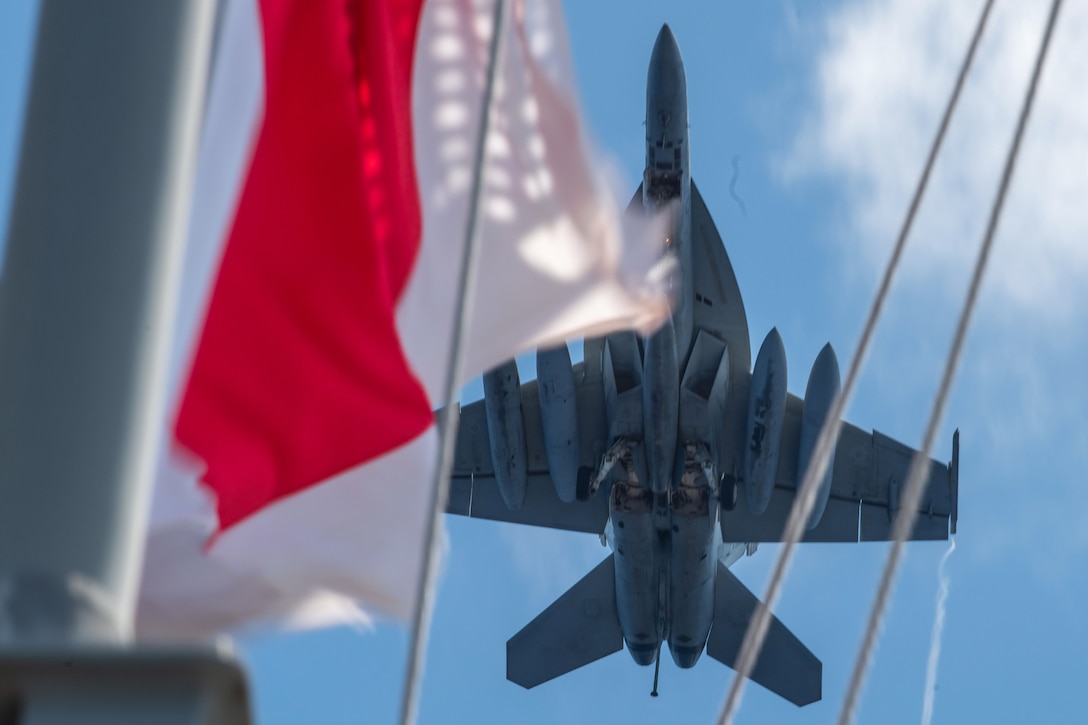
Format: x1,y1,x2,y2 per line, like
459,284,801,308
837,1,1064,722
715,1,997,722
398,2,508,723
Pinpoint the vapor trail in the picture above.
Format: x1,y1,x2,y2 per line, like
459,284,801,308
921,537,956,725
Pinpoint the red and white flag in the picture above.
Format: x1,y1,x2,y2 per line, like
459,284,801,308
137,0,670,640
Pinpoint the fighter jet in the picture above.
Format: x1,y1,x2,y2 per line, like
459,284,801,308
446,24,959,707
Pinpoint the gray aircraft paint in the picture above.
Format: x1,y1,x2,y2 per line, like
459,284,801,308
449,23,958,707
536,344,581,503
744,328,788,516
483,359,528,510
799,343,841,529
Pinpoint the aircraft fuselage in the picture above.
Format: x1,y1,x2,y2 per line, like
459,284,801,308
605,24,742,670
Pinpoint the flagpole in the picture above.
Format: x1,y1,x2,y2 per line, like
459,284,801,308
0,1,250,722
399,1,508,722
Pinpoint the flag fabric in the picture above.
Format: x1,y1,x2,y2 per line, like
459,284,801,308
137,0,670,640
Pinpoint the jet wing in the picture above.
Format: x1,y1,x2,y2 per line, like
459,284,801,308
719,389,959,543
689,179,751,374
446,360,611,534
628,179,751,373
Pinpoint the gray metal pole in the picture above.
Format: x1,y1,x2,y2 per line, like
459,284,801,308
0,0,215,645
398,1,507,722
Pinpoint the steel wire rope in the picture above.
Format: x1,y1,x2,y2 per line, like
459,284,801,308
837,1,1064,722
398,1,508,723
715,0,997,721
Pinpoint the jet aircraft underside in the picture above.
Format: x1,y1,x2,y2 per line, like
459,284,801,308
446,24,958,708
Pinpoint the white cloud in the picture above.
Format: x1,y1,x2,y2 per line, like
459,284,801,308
785,0,1088,578
786,0,1088,327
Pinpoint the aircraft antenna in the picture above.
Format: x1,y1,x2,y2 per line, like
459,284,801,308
650,647,662,697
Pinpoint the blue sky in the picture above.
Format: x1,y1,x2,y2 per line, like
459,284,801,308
2,1,1087,723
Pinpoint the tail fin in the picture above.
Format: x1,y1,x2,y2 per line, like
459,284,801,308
707,563,822,706
507,555,623,688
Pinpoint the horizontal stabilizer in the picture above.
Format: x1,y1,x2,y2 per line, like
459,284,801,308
707,563,821,707
507,555,623,689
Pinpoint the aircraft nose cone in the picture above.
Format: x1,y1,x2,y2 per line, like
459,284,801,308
656,23,677,46
651,24,682,71
657,23,675,42
646,23,687,138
